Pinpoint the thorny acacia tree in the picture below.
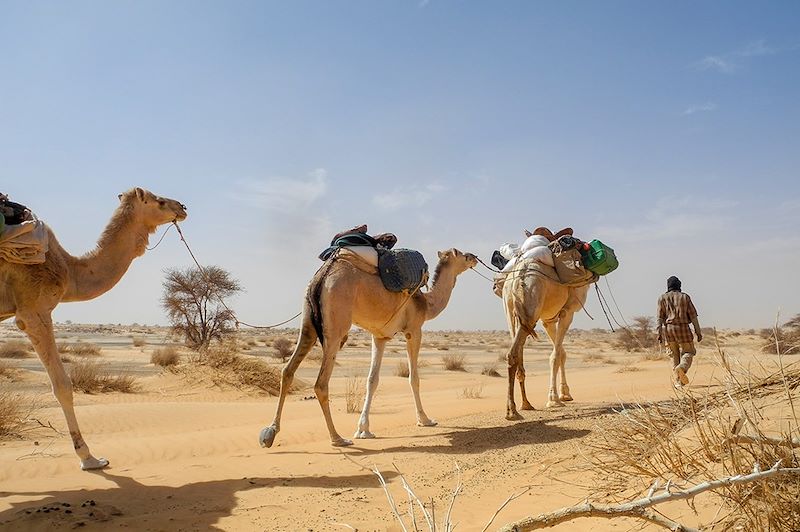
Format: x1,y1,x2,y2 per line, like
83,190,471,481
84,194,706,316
162,266,242,349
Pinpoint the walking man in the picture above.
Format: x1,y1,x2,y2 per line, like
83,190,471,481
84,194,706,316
657,276,702,386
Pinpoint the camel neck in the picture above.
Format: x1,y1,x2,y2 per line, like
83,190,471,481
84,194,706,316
424,265,458,321
63,204,153,302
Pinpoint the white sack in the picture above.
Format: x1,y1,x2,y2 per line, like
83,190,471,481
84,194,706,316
520,234,550,253
342,246,378,267
498,243,519,260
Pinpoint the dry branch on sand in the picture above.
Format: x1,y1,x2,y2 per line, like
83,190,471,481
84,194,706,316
576,335,800,531
499,463,800,531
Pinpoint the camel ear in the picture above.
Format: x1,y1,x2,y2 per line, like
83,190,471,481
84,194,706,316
118,193,124,202
134,187,146,201
437,251,445,260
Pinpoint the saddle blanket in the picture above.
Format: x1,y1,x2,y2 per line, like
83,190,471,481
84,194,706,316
0,218,49,265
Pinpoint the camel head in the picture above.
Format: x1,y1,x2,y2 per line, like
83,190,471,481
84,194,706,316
118,187,187,228
436,248,479,275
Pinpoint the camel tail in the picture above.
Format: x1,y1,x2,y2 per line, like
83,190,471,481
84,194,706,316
306,258,335,347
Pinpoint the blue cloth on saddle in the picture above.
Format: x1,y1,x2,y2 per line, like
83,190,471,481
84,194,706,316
318,232,379,261
378,248,428,292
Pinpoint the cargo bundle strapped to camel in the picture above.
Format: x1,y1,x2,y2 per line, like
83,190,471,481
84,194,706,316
318,224,429,294
490,226,618,296
0,193,49,265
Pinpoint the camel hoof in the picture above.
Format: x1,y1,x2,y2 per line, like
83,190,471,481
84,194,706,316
417,419,438,427
545,400,565,409
80,457,109,471
331,438,354,447
354,430,376,439
559,394,574,402
259,426,277,448
506,412,524,421
521,402,535,411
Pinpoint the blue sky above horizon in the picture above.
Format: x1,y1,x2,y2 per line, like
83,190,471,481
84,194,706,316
1,1,798,330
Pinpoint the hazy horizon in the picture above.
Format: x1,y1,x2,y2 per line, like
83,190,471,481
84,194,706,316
2,1,798,331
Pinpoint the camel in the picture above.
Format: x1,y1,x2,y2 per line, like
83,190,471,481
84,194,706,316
0,187,187,470
260,247,478,448
501,258,590,420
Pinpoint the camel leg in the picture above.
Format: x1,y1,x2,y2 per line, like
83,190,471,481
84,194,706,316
505,327,527,421
16,310,108,470
315,339,352,447
354,336,387,439
260,318,317,448
556,312,575,402
406,331,436,426
517,341,535,411
542,321,564,408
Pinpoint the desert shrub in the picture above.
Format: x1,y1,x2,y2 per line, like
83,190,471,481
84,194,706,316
442,353,466,371
69,360,138,393
151,346,180,367
132,337,147,347
760,315,800,354
614,364,642,373
345,375,365,413
272,337,294,363
481,363,501,377
394,360,410,378
0,392,24,438
58,343,102,356
640,350,666,362
461,383,483,399
0,340,33,359
198,342,293,395
615,316,657,352
583,353,608,364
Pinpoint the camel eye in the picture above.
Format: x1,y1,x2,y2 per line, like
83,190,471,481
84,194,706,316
158,200,166,207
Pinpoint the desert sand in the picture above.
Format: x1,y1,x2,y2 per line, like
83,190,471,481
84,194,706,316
0,324,791,531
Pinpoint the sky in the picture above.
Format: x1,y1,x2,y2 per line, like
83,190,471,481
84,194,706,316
1,1,798,331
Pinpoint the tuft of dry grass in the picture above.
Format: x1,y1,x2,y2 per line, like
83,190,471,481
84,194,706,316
0,340,33,359
69,360,138,393
442,353,467,372
131,336,147,347
614,364,642,373
58,342,102,357
345,375,365,413
151,346,180,367
0,392,24,438
190,342,302,395
394,360,410,378
583,353,609,364
481,363,501,377
639,349,665,362
461,383,484,399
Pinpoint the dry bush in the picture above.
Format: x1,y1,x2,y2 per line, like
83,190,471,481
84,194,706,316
151,346,180,367
585,342,800,530
191,342,301,395
461,383,483,399
0,340,33,359
481,363,501,377
583,353,608,364
395,360,410,378
58,342,102,356
640,349,665,361
272,337,294,363
131,336,147,347
69,360,138,393
345,375,365,413
615,316,657,352
760,315,800,354
614,364,642,373
0,392,24,438
442,353,466,371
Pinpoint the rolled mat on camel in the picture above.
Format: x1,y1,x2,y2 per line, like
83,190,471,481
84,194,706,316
490,226,618,296
0,194,49,265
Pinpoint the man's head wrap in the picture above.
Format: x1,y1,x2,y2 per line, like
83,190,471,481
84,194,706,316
667,276,682,292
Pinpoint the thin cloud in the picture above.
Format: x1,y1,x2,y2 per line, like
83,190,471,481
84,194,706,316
373,182,447,211
683,102,718,115
232,168,327,213
693,39,780,74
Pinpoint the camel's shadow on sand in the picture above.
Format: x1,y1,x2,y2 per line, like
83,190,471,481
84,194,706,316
0,469,398,531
